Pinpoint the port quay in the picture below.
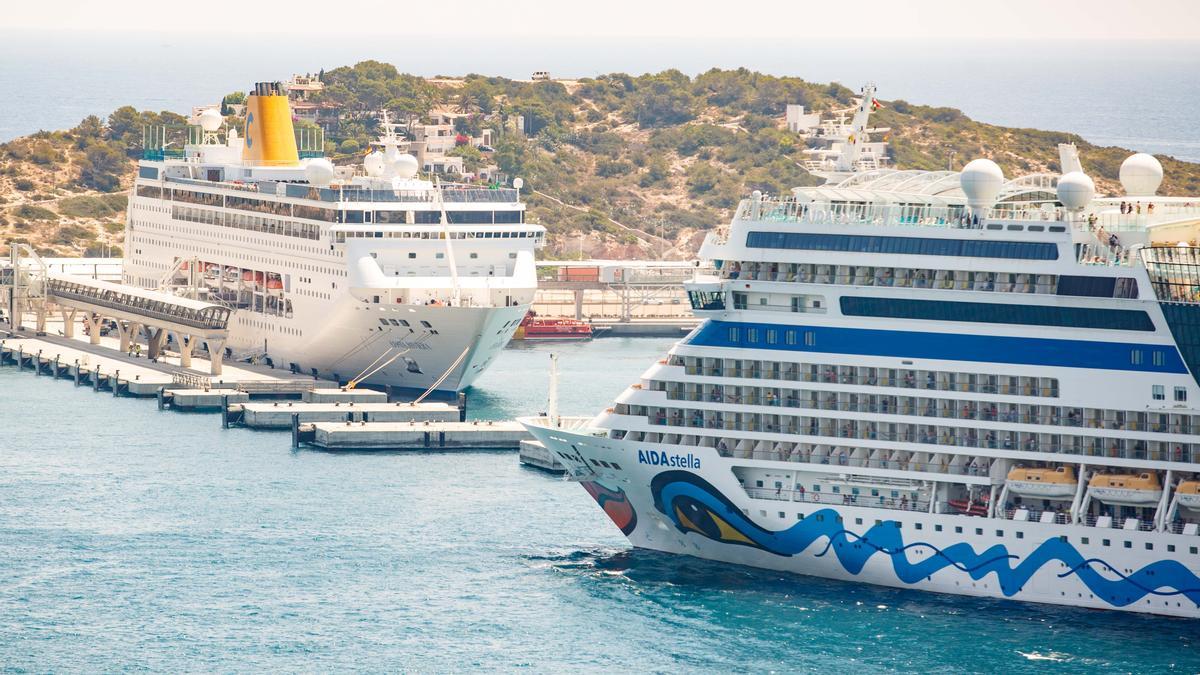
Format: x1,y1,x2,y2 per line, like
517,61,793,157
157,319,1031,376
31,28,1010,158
0,252,698,460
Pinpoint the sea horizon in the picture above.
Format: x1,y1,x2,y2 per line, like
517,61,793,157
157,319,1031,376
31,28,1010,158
2,30,1198,161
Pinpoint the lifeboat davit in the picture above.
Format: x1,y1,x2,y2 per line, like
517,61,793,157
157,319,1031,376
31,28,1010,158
1088,472,1163,507
1006,466,1076,500
1176,480,1200,512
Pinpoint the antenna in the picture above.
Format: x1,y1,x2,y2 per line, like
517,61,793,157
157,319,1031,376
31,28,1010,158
548,353,559,428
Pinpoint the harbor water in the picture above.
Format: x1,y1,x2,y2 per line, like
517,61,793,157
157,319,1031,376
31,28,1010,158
1,338,1199,671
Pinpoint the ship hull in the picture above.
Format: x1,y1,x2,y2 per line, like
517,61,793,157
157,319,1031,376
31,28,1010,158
525,423,1200,618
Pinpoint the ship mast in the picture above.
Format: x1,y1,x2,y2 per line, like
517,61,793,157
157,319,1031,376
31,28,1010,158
433,177,462,306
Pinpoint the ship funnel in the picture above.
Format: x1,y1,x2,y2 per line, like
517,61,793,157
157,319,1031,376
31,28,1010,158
242,81,299,166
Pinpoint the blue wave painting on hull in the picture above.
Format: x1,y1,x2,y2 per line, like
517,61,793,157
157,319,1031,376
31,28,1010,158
649,471,1200,608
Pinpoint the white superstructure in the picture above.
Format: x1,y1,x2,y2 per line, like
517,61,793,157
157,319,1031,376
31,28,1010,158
124,82,543,392
525,145,1200,617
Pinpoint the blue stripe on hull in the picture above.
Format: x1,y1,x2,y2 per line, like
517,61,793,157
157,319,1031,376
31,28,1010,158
686,320,1187,374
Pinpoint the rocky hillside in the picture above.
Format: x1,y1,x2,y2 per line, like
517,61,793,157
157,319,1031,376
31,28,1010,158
3,65,1198,259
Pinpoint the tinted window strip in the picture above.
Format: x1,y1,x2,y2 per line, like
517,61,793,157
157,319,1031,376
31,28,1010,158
745,232,1059,260
840,296,1155,331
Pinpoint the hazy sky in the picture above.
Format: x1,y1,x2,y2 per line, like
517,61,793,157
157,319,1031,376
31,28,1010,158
6,0,1200,39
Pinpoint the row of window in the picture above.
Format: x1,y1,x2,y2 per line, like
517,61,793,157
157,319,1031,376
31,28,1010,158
621,404,1200,463
839,296,1156,332
146,185,525,225
334,230,541,242
666,355,1062,398
651,379,1193,436
718,260,1137,299
170,205,322,241
744,232,1060,260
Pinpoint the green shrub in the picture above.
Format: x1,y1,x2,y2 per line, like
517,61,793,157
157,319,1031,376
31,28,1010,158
595,159,633,177
54,224,94,245
13,204,56,221
59,194,126,218
14,178,34,191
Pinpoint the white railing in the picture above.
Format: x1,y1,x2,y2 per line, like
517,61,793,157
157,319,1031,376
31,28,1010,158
736,198,972,229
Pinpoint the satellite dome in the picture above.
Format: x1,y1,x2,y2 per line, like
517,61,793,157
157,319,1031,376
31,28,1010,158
1056,171,1095,211
391,153,419,179
199,108,224,133
1119,153,1162,196
364,151,385,177
960,158,1004,211
304,158,336,187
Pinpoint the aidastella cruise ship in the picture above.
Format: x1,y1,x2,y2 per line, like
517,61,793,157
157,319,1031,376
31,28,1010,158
123,82,543,391
526,116,1200,616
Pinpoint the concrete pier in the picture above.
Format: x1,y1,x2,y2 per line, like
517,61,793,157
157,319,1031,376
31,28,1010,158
590,318,697,337
302,389,389,404
518,439,567,474
1,330,317,399
296,420,531,451
229,400,460,429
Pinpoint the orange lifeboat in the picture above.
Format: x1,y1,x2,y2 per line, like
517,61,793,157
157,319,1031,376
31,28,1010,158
1088,472,1163,506
1006,466,1076,500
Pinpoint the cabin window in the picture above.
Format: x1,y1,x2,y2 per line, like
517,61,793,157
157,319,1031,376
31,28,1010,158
1176,387,1188,402
1153,385,1165,400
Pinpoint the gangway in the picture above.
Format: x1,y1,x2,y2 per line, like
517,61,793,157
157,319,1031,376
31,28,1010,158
3,246,233,375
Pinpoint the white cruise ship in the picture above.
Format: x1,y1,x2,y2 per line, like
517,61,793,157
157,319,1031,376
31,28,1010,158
525,144,1200,617
124,82,542,392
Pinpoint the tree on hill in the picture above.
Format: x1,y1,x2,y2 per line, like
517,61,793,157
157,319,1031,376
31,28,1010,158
78,142,126,192
318,60,442,117
220,91,246,115
625,70,698,128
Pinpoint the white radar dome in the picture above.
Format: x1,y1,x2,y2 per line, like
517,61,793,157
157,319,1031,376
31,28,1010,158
1056,171,1095,211
364,151,385,177
391,153,419,179
199,108,224,132
960,158,1004,211
304,158,336,187
1119,152,1162,196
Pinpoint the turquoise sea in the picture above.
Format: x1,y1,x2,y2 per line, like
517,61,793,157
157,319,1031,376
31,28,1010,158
1,338,1198,672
